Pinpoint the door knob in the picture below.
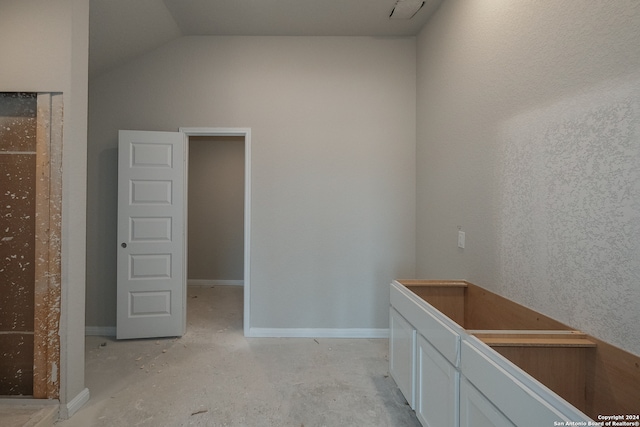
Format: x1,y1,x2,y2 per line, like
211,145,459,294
121,243,127,248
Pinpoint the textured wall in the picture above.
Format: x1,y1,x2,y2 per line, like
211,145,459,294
416,1,640,355
499,78,640,354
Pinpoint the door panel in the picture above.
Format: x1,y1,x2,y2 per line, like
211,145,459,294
117,130,185,339
416,334,459,427
390,307,416,409
460,378,514,427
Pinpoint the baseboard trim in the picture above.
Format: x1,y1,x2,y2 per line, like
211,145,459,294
85,326,116,336
247,328,389,339
86,326,388,339
188,279,244,287
58,387,89,420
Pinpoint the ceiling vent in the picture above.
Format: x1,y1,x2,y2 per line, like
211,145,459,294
389,0,426,19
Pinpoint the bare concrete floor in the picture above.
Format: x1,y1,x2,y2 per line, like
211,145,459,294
0,403,57,427
55,286,420,426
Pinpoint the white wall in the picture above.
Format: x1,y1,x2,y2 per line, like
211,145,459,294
88,36,416,332
416,1,640,356
0,0,89,414
188,136,245,281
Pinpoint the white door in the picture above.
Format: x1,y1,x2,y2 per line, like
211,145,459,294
117,130,186,339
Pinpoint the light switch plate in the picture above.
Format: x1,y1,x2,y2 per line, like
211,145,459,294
458,231,465,249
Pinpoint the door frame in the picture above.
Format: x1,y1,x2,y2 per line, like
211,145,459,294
180,127,251,336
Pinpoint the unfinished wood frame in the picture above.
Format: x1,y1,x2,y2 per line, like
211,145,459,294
32,93,63,399
1,93,37,395
403,280,466,325
398,279,640,419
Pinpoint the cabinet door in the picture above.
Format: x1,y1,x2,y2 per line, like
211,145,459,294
461,339,590,426
390,308,416,408
416,335,459,427
460,377,514,427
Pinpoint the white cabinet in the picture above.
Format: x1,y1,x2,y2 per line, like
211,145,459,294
460,377,514,427
390,307,416,409
460,338,589,427
390,282,461,366
389,280,594,427
416,334,459,427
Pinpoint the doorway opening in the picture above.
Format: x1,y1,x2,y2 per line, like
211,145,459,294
186,135,245,325
116,128,251,339
182,128,251,336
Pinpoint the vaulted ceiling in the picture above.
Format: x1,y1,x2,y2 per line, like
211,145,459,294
89,0,442,77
